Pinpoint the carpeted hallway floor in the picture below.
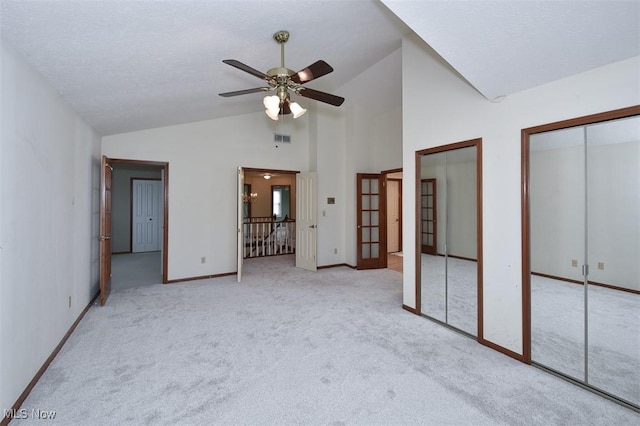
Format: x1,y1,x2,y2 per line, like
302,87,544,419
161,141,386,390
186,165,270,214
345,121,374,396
13,255,639,425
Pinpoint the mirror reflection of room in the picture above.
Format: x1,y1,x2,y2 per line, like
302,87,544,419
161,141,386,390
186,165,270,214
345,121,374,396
419,145,478,337
529,115,640,407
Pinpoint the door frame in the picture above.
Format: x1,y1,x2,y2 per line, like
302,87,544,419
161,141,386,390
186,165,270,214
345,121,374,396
521,105,640,364
356,173,387,269
382,168,403,254
101,158,169,304
99,156,113,306
414,138,483,340
237,167,300,280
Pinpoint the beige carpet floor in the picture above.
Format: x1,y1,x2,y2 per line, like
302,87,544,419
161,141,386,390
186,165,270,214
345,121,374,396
13,255,639,425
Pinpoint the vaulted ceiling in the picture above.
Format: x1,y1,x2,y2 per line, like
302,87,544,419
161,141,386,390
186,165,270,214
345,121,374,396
1,1,637,136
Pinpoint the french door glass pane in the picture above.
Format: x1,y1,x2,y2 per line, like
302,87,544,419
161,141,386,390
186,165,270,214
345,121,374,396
362,212,370,226
371,195,379,210
362,227,370,243
362,179,370,193
362,244,370,259
362,195,370,210
371,179,379,193
371,227,379,243
371,211,379,226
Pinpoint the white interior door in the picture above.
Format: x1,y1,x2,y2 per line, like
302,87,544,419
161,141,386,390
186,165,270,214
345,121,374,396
132,179,161,252
237,167,244,282
387,179,400,252
296,172,317,271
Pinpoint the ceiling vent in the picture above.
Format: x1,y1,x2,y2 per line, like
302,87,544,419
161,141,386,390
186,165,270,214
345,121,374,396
274,133,291,143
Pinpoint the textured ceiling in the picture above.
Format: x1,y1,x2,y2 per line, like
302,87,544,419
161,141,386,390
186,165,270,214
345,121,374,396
1,1,638,136
0,0,409,135
381,0,640,101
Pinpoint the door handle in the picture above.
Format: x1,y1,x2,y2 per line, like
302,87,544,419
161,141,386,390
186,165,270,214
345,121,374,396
309,225,316,229
99,235,111,241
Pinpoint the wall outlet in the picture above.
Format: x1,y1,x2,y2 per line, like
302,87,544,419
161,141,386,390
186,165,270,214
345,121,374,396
598,262,604,270
571,259,578,267
334,248,338,254
201,257,206,264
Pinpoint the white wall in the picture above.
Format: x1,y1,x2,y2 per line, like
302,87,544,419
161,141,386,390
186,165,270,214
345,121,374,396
316,103,347,266
102,112,310,280
338,48,403,266
402,33,640,355
0,40,101,413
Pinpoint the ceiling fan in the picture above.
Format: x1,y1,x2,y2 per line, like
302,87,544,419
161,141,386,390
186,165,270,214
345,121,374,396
219,30,345,120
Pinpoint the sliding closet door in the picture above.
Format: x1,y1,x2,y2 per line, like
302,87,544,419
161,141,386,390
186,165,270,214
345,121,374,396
585,116,640,405
530,127,586,381
420,152,447,323
445,147,477,335
418,142,480,337
528,112,639,409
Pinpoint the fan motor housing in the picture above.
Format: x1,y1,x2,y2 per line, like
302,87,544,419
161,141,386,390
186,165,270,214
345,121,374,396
267,67,295,78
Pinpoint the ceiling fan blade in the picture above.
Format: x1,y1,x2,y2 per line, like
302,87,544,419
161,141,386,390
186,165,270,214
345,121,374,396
219,87,271,97
291,60,334,84
298,87,345,107
222,59,271,81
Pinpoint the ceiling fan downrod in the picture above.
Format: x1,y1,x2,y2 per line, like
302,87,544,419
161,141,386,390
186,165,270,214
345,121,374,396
273,30,289,68
267,30,295,88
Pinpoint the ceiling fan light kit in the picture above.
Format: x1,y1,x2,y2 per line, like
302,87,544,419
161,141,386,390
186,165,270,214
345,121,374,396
219,30,344,121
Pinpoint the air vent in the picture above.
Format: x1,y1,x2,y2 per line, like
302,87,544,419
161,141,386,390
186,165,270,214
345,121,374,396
274,133,291,143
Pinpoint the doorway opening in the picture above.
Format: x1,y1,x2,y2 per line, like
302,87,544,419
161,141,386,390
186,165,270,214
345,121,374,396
355,169,403,272
241,168,298,260
384,169,403,273
100,157,169,305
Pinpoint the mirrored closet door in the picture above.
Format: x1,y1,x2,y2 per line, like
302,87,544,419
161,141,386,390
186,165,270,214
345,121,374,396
528,113,639,408
418,142,481,337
